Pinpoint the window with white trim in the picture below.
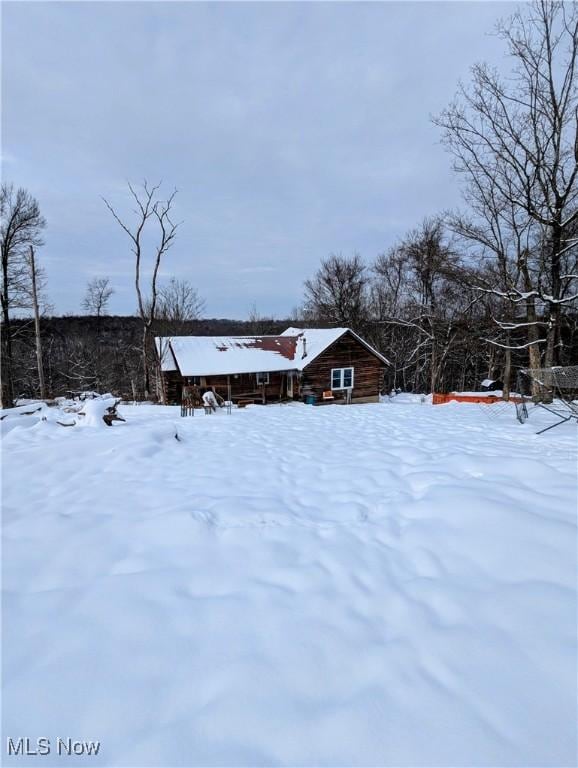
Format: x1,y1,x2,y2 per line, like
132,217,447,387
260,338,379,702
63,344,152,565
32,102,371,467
331,367,354,390
256,372,270,385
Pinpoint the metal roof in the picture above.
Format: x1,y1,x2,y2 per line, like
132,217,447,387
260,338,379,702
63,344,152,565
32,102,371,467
157,327,389,377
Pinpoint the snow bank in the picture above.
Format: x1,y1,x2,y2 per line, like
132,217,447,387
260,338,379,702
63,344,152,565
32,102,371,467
382,391,431,404
0,395,127,433
2,401,576,766
78,397,119,428
1,402,49,435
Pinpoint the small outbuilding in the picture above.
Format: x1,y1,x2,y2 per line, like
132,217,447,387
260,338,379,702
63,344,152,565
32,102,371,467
157,327,388,406
480,378,504,392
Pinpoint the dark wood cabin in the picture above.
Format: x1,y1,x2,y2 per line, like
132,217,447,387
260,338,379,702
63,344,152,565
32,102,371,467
300,331,385,404
163,370,291,407
158,328,388,407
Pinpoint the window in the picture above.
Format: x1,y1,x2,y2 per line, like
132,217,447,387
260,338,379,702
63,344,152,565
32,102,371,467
331,367,354,390
256,372,270,385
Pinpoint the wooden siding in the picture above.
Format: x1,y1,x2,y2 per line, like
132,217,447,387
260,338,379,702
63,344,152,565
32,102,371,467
162,331,385,405
301,331,384,403
162,370,292,405
163,370,183,405
198,372,288,403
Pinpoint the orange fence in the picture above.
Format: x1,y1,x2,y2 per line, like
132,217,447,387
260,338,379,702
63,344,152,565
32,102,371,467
432,393,524,405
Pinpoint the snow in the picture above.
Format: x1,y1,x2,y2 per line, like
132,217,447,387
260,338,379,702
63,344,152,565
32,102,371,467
161,335,299,377
282,326,389,366
1,396,121,432
449,390,510,397
2,400,576,766
158,342,178,372
160,327,388,378
1,402,46,419
384,391,431,404
78,397,118,428
282,326,352,363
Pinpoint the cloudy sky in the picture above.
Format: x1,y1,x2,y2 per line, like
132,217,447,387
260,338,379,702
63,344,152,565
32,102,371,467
3,1,517,318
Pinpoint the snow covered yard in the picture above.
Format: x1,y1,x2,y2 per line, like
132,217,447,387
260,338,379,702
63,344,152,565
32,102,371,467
2,400,576,767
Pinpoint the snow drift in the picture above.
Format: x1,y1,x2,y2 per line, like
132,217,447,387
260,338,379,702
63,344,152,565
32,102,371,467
2,400,576,766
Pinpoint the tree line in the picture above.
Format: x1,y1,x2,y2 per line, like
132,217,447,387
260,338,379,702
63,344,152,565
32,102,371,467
2,0,577,406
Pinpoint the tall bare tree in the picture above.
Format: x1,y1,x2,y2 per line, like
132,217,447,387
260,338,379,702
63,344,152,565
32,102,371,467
80,277,115,392
436,0,578,373
372,218,469,393
0,184,46,407
103,181,179,399
447,181,544,397
26,247,47,400
82,277,114,318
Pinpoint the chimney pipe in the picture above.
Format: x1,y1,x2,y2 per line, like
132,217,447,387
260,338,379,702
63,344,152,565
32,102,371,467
302,337,307,359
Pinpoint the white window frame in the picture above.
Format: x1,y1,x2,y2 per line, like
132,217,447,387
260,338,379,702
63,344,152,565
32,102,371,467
256,372,270,385
331,367,354,390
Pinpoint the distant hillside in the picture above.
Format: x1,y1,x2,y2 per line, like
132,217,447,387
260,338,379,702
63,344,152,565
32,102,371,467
19,314,298,337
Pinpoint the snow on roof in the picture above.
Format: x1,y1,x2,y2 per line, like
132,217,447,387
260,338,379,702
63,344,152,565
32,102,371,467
281,327,347,364
156,338,178,372
157,327,389,377
160,335,299,377
282,327,390,366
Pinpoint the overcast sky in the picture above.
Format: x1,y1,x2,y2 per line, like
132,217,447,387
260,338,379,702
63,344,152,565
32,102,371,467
3,1,517,319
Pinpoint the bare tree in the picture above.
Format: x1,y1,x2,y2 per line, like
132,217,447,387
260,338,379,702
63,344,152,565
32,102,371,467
246,302,274,335
372,219,468,393
82,277,114,318
156,277,205,330
103,181,179,399
26,247,46,399
436,0,578,373
303,253,369,330
447,186,545,397
0,184,46,407
154,278,205,388
80,277,115,392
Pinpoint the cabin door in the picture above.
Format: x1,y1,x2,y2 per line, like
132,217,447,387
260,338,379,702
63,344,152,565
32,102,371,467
286,373,294,399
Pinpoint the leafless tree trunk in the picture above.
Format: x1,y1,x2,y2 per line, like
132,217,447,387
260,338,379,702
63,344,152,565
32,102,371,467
502,337,512,401
81,277,115,390
28,247,46,399
0,185,46,407
1,257,15,408
103,181,179,401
